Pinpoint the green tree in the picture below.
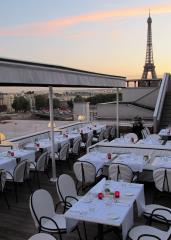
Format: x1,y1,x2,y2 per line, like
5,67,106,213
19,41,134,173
35,94,60,110
86,93,122,105
73,95,84,102
12,96,30,112
67,99,73,109
53,98,60,109
35,94,49,110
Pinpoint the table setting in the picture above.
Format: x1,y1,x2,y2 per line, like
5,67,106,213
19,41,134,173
65,178,145,240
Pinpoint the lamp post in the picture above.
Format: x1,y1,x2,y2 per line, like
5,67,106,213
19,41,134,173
49,86,56,182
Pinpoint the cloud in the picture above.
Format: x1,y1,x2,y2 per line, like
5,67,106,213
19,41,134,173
0,4,171,37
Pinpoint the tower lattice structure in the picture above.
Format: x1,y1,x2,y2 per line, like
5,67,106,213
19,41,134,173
141,12,157,80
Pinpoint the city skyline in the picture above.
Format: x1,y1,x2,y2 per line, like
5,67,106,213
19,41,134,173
0,1,171,93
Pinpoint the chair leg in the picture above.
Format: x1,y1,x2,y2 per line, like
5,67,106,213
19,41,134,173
45,169,50,180
36,171,40,188
76,226,82,240
26,179,32,193
83,221,88,240
3,191,10,209
14,182,18,203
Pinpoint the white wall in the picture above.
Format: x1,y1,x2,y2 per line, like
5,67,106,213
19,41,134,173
122,87,159,107
97,103,153,120
73,102,90,121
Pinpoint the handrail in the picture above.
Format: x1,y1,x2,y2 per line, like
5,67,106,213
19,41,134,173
4,121,89,143
126,79,161,88
134,87,159,104
153,73,170,133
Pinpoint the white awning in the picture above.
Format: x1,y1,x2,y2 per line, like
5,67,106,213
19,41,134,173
0,58,126,88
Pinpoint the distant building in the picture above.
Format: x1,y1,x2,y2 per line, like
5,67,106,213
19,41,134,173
0,92,15,112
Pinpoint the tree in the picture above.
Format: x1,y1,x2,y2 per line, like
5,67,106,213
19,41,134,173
53,98,60,109
85,93,122,105
73,95,84,102
12,96,30,112
35,94,49,110
35,94,60,110
67,99,73,109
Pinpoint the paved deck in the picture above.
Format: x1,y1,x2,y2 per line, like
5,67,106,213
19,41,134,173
0,164,170,240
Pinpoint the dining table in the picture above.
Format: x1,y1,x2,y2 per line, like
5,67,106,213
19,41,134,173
65,178,145,240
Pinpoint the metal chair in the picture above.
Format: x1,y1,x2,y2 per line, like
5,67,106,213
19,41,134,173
56,174,81,212
29,189,81,240
153,168,171,201
69,138,81,160
128,218,171,240
6,160,27,202
73,161,102,192
0,169,10,208
30,151,49,188
28,233,56,240
108,163,135,183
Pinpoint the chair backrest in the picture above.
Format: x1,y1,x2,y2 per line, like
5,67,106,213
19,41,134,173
141,128,149,139
73,161,96,184
25,161,31,179
124,133,138,143
29,189,55,230
28,233,56,240
110,126,116,139
144,127,150,135
56,174,78,203
36,152,48,171
13,160,26,182
59,143,69,161
98,130,104,142
108,163,134,182
0,170,6,192
153,168,171,192
103,127,111,140
72,138,81,154
86,134,93,149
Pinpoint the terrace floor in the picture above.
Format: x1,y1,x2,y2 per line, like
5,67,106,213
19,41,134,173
0,163,170,240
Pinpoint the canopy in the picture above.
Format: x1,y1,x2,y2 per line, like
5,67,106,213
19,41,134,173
0,57,126,181
0,58,126,88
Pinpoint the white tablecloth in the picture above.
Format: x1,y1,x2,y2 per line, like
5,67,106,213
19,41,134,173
78,152,112,173
0,149,35,172
151,156,171,169
25,138,69,153
0,156,16,172
65,179,145,240
136,138,162,145
113,154,146,172
110,137,134,144
159,129,171,137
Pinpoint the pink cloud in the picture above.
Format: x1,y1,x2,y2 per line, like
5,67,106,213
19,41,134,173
0,4,171,37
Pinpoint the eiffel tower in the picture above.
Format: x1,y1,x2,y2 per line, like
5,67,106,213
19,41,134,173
141,12,157,80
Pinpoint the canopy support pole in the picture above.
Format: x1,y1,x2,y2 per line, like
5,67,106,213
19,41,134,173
49,86,57,182
116,88,119,137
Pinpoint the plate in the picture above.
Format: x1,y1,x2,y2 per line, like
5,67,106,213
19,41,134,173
125,192,134,196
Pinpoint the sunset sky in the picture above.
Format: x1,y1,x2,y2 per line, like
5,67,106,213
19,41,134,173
0,0,171,90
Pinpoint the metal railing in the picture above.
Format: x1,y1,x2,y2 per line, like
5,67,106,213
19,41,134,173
153,73,170,133
126,79,161,88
